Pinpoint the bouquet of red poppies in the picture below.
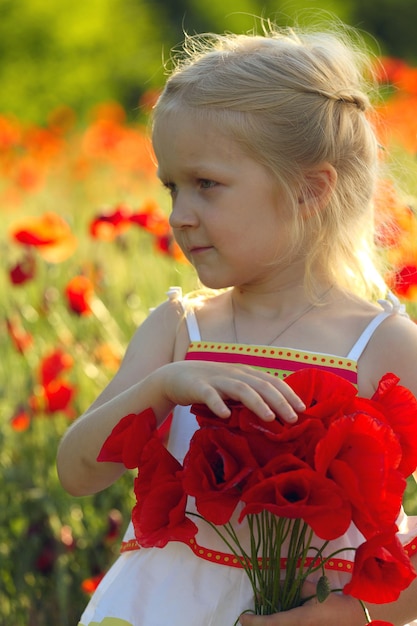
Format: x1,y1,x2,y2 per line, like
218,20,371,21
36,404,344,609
98,369,417,625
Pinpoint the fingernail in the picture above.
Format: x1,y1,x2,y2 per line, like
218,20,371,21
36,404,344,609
287,410,298,422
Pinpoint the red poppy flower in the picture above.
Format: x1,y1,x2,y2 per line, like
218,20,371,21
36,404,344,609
129,201,187,262
105,509,123,542
240,470,351,540
28,348,76,415
182,427,259,525
375,93,417,154
134,474,196,548
10,212,77,262
40,349,73,386
193,400,324,442
376,57,417,95
96,408,157,469
239,462,352,540
10,408,31,432
81,573,105,594
89,204,132,241
65,275,94,315
362,373,417,478
132,438,197,548
154,233,185,260
343,529,416,603
129,200,170,237
392,265,417,300
9,250,36,284
315,413,404,538
285,368,357,424
191,401,326,467
42,378,75,414
191,401,288,465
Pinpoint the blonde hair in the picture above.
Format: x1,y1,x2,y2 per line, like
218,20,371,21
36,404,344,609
153,23,388,301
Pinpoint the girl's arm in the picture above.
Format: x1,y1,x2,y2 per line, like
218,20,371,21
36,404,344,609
56,298,184,496
57,298,305,497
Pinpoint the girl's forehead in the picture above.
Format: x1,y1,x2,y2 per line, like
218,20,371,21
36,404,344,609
153,104,238,141
152,108,243,160
153,107,209,138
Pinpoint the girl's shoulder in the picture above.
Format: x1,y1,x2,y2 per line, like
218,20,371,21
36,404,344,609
368,304,417,349
356,298,417,397
171,287,230,359
81,293,188,410
118,290,188,373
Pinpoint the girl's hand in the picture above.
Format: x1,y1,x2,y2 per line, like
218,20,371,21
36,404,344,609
239,583,366,626
153,360,306,423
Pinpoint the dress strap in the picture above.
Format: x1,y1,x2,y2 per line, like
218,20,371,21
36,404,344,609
166,286,202,342
346,292,408,361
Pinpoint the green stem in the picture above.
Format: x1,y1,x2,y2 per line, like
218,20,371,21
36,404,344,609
358,600,372,624
187,509,360,618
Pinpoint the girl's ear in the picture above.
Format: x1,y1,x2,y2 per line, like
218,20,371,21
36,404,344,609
298,163,337,215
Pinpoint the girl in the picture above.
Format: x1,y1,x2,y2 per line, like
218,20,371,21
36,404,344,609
57,21,417,626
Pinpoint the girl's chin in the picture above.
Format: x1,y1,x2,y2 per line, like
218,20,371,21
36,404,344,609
195,275,233,290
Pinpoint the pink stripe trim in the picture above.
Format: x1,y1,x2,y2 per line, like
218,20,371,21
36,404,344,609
185,350,358,384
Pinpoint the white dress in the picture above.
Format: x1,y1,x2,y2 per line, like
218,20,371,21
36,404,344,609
79,292,417,626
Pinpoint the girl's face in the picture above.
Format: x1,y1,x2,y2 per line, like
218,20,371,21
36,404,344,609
153,110,296,292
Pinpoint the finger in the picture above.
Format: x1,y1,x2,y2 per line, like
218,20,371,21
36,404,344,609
217,378,279,421
300,580,318,600
221,372,304,423
254,371,306,416
239,612,279,625
204,376,296,423
191,383,234,419
180,362,305,423
191,378,276,421
239,603,311,626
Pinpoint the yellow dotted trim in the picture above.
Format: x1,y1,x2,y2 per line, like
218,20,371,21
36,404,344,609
405,543,417,555
121,537,417,571
188,343,356,372
120,537,355,572
121,539,140,552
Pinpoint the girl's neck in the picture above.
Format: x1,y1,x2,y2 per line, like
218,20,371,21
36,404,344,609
229,281,335,347
230,260,333,318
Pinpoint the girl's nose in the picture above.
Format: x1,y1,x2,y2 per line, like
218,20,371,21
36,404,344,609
169,194,199,229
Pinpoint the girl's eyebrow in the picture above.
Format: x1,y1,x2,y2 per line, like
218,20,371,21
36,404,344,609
156,164,214,181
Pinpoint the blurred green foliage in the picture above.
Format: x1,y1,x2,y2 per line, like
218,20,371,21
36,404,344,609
0,0,416,124
0,100,198,623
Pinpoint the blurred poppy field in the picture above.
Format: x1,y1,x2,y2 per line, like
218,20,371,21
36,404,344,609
1,59,417,625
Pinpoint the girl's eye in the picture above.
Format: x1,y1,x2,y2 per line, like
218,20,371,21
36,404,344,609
199,179,217,189
163,182,177,196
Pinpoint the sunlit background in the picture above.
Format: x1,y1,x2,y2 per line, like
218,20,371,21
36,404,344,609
1,1,417,624
1,0,417,124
